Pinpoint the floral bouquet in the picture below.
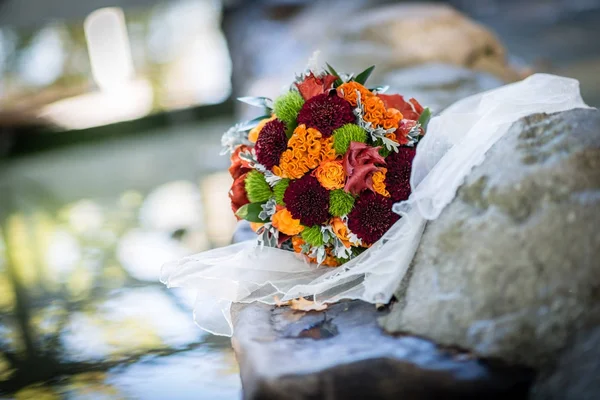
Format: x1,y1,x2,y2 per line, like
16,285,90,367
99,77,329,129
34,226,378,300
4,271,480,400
223,64,431,266
164,69,585,336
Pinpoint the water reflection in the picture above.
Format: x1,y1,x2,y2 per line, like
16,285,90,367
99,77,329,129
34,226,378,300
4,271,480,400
0,121,240,398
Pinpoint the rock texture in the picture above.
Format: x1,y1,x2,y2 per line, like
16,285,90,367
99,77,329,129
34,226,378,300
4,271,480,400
320,3,522,83
232,300,533,400
382,109,600,373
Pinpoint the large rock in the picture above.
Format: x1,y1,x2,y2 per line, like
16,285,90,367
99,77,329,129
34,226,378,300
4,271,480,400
317,3,522,83
224,2,522,113
382,109,600,378
231,300,533,400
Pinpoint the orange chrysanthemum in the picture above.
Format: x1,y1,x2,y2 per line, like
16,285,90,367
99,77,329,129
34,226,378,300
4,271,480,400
248,115,277,143
372,167,390,198
272,208,304,236
314,160,345,190
338,82,373,106
273,124,337,179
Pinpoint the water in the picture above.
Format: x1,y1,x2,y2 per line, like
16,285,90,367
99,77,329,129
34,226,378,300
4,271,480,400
0,118,242,399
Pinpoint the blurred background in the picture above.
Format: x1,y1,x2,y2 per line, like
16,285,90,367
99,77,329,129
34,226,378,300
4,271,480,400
0,0,599,398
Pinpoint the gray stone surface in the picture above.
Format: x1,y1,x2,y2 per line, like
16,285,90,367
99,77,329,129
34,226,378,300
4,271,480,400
531,326,600,400
382,109,600,373
231,300,533,400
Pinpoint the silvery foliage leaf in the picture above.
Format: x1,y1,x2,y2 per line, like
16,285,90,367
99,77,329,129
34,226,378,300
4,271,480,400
353,90,399,152
320,225,335,244
348,232,363,247
332,238,352,259
237,96,274,110
404,123,422,147
257,223,278,248
259,198,277,221
238,150,281,187
295,50,327,84
220,123,252,155
264,171,282,187
309,245,327,265
370,85,389,94
301,243,312,254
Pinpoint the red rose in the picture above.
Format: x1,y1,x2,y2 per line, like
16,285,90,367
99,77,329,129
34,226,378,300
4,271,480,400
378,94,424,121
229,145,252,180
229,172,250,217
295,73,338,101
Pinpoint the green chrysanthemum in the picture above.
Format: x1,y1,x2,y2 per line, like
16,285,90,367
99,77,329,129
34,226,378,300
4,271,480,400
329,189,355,217
274,91,304,136
301,225,325,247
245,170,272,203
332,124,367,155
273,178,290,206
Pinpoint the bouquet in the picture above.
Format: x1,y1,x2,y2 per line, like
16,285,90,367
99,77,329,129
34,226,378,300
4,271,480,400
223,64,431,266
164,72,585,336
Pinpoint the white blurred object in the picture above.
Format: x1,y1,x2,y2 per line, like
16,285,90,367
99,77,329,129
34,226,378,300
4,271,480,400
39,78,153,129
139,181,203,233
84,7,134,91
162,74,590,336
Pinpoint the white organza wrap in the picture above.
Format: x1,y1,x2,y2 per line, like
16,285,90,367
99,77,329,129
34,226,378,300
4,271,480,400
161,74,589,336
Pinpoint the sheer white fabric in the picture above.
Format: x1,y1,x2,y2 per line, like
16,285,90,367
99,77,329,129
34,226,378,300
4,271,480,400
161,74,590,336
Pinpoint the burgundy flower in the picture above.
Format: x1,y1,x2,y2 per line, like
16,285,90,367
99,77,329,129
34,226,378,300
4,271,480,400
378,94,424,121
297,92,355,137
347,191,399,245
343,142,386,195
385,147,416,202
295,73,338,101
283,174,330,226
229,172,250,217
255,119,288,170
229,145,252,179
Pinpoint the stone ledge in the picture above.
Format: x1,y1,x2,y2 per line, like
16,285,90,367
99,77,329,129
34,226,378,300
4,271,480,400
232,300,533,400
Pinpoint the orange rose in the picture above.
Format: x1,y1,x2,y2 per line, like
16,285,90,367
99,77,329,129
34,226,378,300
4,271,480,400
372,168,390,198
331,217,351,248
314,160,345,190
250,222,264,232
272,209,304,235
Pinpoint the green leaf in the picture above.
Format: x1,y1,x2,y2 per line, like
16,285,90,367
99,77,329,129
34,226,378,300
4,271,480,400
418,108,432,132
238,114,272,131
237,96,273,109
354,65,375,85
235,202,267,223
326,63,340,78
326,63,343,87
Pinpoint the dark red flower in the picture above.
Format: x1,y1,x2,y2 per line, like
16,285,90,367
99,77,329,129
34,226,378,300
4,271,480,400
255,119,288,170
230,172,250,217
297,92,355,137
347,191,399,245
385,147,416,203
343,142,386,194
378,94,424,120
229,145,252,179
295,73,338,101
283,174,330,226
